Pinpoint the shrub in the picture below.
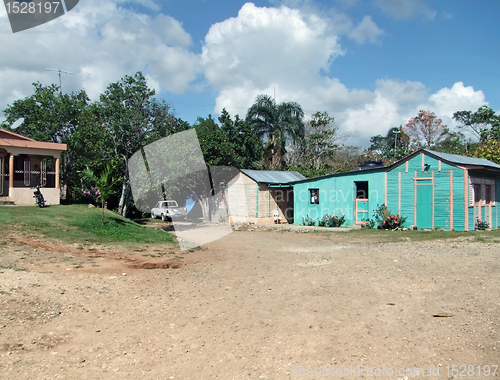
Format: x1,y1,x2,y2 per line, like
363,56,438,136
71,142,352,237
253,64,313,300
302,215,316,226
327,214,346,227
475,219,490,231
318,214,346,227
361,218,376,229
380,214,407,230
81,186,101,205
317,215,327,227
373,204,407,230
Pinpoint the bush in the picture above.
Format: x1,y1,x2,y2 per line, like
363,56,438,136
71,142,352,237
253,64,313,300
327,214,346,227
318,214,346,227
373,204,407,230
475,219,490,231
302,215,316,226
361,218,376,229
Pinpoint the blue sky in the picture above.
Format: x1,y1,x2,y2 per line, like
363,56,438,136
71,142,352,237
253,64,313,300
0,0,498,146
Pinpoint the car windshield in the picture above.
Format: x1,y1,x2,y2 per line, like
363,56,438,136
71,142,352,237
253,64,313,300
160,201,178,207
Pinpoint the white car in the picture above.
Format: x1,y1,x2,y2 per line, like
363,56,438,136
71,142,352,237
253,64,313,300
151,200,188,221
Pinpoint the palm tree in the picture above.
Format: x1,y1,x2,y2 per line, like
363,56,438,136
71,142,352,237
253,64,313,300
81,163,117,225
246,94,305,168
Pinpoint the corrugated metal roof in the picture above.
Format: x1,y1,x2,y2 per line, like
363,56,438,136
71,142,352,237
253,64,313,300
241,169,306,184
424,149,500,170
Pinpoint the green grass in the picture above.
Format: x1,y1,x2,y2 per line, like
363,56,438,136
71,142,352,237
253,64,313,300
343,227,500,243
0,204,175,245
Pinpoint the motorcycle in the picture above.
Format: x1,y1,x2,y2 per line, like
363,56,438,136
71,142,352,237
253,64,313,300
32,185,45,208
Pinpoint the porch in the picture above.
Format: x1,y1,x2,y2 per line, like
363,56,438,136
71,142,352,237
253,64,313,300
0,129,66,206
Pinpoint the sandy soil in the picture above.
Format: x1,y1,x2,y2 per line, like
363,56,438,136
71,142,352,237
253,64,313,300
0,226,499,379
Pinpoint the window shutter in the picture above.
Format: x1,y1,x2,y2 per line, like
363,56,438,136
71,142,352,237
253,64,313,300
468,179,474,207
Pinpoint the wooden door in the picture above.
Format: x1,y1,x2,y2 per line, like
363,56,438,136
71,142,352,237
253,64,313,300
416,180,433,229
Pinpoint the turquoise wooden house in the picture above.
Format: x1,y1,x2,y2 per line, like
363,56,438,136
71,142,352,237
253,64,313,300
292,149,500,231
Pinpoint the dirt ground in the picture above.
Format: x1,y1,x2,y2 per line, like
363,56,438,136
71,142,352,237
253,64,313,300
0,226,499,379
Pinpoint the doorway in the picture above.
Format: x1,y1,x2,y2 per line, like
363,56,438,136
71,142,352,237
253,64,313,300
416,179,433,229
354,181,369,224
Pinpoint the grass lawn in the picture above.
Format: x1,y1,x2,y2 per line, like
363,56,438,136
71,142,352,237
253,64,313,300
0,204,175,245
345,225,500,243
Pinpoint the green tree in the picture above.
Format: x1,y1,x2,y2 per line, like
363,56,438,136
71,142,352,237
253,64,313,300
369,126,410,159
1,82,90,198
194,115,235,166
473,140,500,164
453,105,500,142
287,111,343,177
97,72,182,217
431,130,476,155
246,94,305,168
403,110,449,150
334,149,391,173
304,111,339,169
219,109,263,169
80,163,118,225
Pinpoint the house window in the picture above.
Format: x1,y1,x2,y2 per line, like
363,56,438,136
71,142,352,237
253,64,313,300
474,184,481,204
470,178,495,206
309,189,319,204
355,181,369,199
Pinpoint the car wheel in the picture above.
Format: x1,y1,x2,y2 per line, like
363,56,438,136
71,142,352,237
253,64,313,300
151,213,155,219
161,214,167,222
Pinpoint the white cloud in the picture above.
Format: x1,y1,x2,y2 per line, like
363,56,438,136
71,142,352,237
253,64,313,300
375,0,436,20
0,0,199,114
202,3,343,116
0,1,490,149
200,3,487,146
349,16,384,44
422,82,487,131
202,3,342,91
375,79,429,108
340,81,487,144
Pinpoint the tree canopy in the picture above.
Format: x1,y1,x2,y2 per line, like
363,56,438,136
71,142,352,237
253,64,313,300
453,105,500,142
246,94,305,168
403,110,449,150
369,126,410,160
4,75,499,218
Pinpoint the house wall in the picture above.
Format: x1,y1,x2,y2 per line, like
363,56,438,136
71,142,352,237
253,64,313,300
293,151,500,231
467,171,499,230
496,176,500,228
9,187,60,206
227,173,291,224
387,153,500,231
387,152,466,230
452,168,466,231
293,171,385,226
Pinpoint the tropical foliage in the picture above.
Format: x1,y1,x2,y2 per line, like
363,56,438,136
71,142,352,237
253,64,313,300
246,94,305,168
473,139,500,164
372,203,407,230
453,105,500,142
318,214,346,227
369,126,410,159
3,71,500,221
80,163,118,225
475,219,490,231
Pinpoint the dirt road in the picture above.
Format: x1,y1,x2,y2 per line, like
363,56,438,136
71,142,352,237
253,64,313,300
0,228,499,379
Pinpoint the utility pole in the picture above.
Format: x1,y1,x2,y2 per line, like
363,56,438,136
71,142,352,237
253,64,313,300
47,68,72,94
393,129,401,158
